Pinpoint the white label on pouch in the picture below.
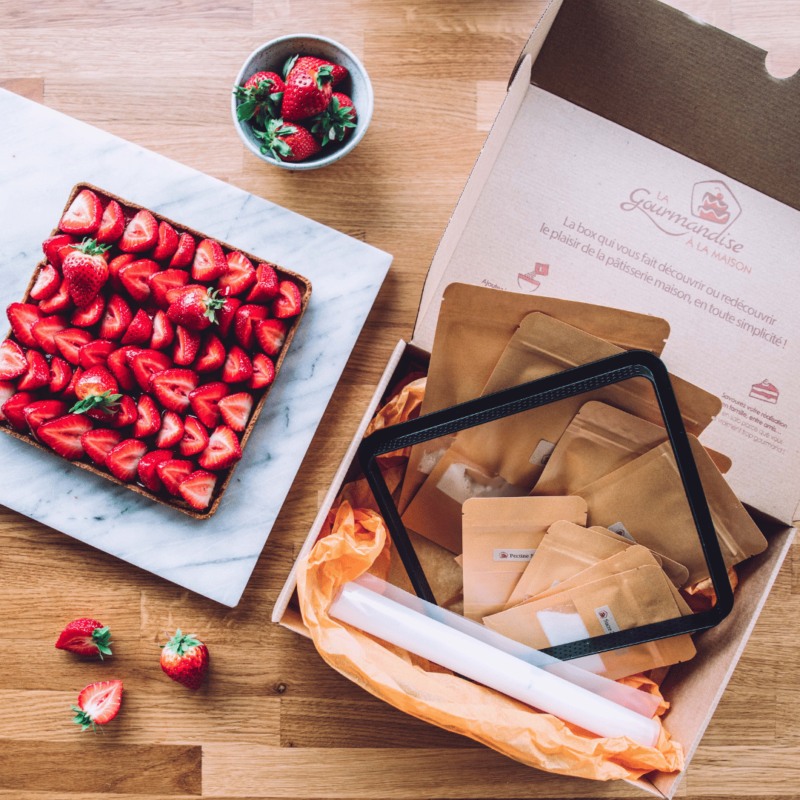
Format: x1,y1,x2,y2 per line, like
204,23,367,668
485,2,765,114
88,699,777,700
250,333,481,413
595,605,621,634
608,522,636,542
493,548,536,562
529,439,557,466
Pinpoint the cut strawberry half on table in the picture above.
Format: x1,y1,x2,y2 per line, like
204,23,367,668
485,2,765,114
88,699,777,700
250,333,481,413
150,310,174,350
222,345,253,383
38,414,93,459
194,332,225,373
151,221,179,261
218,392,253,432
271,280,302,318
149,269,190,310
191,239,228,282
38,281,73,315
198,425,242,470
96,199,125,244
248,353,275,389
218,252,256,297
3,391,37,429
130,349,173,392
18,350,51,391
49,357,73,394
43,233,77,270
245,263,279,303
121,308,154,346
72,679,123,732
138,448,174,492
169,232,196,268
54,328,93,365
7,303,43,349
188,381,228,429
108,253,136,292
81,428,123,465
24,399,69,438
120,259,159,302
133,394,161,438
55,618,113,659
78,339,115,370
0,382,15,421
59,189,102,236
178,470,217,510
254,318,287,356
105,438,148,481
70,294,105,327
156,458,194,495
110,394,138,428
156,410,184,449
0,340,27,380
151,368,199,414
30,264,62,301
172,325,201,366
233,304,268,350
119,209,159,253
99,293,134,340
178,416,209,456
32,314,69,355
217,297,241,339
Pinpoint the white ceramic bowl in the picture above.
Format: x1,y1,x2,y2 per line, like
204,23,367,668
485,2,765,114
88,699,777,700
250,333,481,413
232,35,373,171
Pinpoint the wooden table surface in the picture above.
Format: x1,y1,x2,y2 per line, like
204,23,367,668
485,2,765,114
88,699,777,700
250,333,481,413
1,1,799,798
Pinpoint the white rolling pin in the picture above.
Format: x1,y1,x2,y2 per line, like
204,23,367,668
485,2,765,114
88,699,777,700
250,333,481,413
330,580,661,747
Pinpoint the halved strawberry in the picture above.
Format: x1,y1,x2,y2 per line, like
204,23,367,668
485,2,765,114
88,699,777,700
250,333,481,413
56,618,113,659
38,281,73,315
3,391,37,429
198,425,242,470
222,345,253,383
172,325,201,366
43,233,77,270
59,189,102,235
233,304,268,350
99,294,133,340
150,310,174,350
54,328,93,365
191,239,228,282
218,392,253,432
195,332,226,373
130,350,173,392
81,428,123,465
178,416,209,456
254,318,287,356
72,680,123,732
105,438,148,481
272,280,302,318
120,259,159,302
178,470,216,510
32,315,69,355
121,309,153,346
0,340,27,379
119,209,159,253
217,297,241,339
137,449,174,492
7,303,44,349
106,346,138,392
0,382,15,421
110,394,138,428
70,294,105,327
218,252,256,297
79,339,115,369
30,264,62,301
149,269,190,310
62,367,83,400
155,410,184,448
49,357,73,394
25,399,69,437
188,381,228,429
133,394,161,438
151,221,179,261
96,200,125,244
108,253,136,292
248,353,275,389
156,458,194,495
245,263,280,303
38,414,93,459
168,232,195,268
151,368,199,414
17,349,50,391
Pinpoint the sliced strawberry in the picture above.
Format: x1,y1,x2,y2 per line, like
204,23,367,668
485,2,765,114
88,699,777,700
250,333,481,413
17,349,50,391
7,303,43,349
254,318,287,356
248,353,275,389
218,251,256,297
218,392,253,432
38,280,73,315
70,294,105,328
156,458,194,495
178,469,216,510
2,391,37,429
49,357,73,394
0,381,17,422
233,304,268,350
217,297,241,339
96,200,125,244
38,414,93,459
120,259,159,303
191,239,228,282
149,269,190,310
151,221,179,261
119,209,159,253
149,310,174,350
198,425,242,470
73,680,123,731
79,339,115,369
105,438,148,481
59,189,102,235
54,328,93,365
0,340,27,379
222,345,253,383
130,350,173,392
195,332,226,373
168,233,195,269
62,367,83,400
245,263,280,303
81,428,123,465
188,381,228,429
98,294,133,340
106,347,138,392
25,399,69,438
110,394,138,428
108,253,136,292
133,394,161,438
30,264,62,301
32,314,69,355
43,233,77,270
137,449,174,492
120,309,153,346
151,368,199,414
172,325,201,366
272,280,302,318
178,416,209,456
155,410,184,448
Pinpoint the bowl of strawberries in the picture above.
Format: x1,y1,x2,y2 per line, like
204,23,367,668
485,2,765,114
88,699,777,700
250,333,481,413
232,34,373,170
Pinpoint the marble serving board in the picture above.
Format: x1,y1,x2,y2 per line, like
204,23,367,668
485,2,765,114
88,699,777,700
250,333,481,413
0,88,392,606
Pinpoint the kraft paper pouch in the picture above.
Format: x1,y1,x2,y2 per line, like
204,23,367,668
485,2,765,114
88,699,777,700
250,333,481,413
483,564,696,680
398,283,671,513
575,436,768,585
452,313,721,491
533,401,731,497
461,496,588,621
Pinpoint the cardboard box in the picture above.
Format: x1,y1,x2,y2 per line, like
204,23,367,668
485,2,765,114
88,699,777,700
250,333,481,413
273,0,798,795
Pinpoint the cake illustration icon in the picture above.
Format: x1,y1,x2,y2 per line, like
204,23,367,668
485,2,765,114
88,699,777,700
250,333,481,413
697,192,730,224
517,263,548,292
691,180,741,232
749,379,779,404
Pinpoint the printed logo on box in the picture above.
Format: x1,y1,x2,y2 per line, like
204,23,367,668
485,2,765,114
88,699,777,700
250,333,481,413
517,262,549,293
594,605,621,634
749,379,779,405
493,548,536,562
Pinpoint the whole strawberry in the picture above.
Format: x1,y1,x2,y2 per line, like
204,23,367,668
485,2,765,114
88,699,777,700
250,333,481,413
281,63,333,121
254,119,321,162
167,286,226,331
63,238,111,307
310,93,357,146
160,628,209,690
70,366,122,419
55,618,113,659
283,54,348,87
234,71,286,124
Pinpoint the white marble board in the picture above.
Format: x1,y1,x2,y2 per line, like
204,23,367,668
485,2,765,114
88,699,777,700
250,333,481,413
0,88,392,606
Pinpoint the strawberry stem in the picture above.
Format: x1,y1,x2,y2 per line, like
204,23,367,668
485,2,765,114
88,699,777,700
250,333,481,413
91,625,114,659
68,238,112,257
69,391,122,416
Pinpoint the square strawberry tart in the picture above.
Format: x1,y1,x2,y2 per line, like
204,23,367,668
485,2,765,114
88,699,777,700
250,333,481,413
0,183,311,518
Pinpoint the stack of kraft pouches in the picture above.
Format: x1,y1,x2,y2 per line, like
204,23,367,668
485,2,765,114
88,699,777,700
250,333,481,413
393,283,768,680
